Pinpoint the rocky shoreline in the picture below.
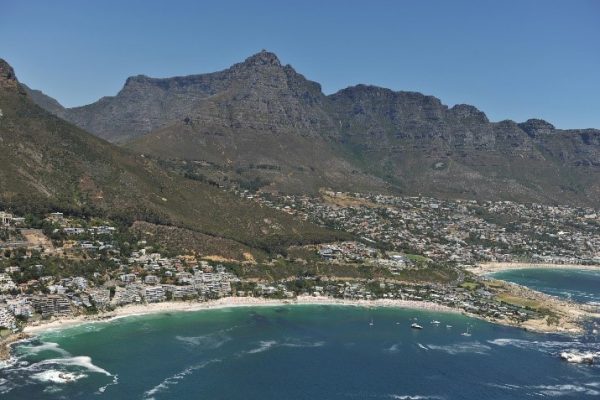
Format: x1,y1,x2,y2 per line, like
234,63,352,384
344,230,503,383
0,332,31,362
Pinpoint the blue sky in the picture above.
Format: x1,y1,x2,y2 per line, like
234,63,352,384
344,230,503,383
1,0,598,128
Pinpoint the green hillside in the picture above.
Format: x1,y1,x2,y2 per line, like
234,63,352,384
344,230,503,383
0,59,345,254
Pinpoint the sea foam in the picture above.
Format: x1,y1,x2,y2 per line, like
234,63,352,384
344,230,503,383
32,369,87,384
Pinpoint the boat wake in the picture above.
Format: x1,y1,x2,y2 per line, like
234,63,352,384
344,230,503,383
426,341,491,355
243,338,326,355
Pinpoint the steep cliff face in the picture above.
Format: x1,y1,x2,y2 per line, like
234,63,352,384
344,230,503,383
61,51,337,143
328,84,538,156
25,51,600,206
327,83,600,204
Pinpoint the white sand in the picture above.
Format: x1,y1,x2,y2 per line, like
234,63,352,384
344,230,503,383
468,262,600,276
23,296,458,335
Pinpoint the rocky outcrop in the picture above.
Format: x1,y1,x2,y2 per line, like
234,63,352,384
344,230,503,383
0,59,24,94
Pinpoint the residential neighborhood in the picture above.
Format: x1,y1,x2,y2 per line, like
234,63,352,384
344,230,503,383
245,190,600,265
0,198,597,334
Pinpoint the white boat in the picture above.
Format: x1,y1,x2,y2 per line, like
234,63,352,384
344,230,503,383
431,320,441,325
560,351,595,364
446,325,453,329
411,323,423,330
369,318,374,326
461,326,471,337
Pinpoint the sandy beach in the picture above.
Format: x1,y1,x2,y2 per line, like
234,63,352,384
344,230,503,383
22,296,458,335
468,262,600,276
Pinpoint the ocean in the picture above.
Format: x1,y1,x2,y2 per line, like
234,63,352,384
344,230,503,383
2,269,599,399
490,268,600,305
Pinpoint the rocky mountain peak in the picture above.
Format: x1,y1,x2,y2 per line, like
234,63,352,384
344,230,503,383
242,50,282,67
124,74,151,86
518,118,556,137
0,59,20,91
449,104,489,123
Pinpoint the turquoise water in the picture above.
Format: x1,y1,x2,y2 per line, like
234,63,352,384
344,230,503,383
491,268,600,305
2,305,600,399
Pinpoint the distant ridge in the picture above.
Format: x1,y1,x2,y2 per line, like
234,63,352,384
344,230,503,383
25,51,600,206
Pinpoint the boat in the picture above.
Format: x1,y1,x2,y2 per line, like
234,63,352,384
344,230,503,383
560,351,595,364
461,326,471,337
411,323,423,330
431,320,441,325
369,318,374,326
446,325,453,329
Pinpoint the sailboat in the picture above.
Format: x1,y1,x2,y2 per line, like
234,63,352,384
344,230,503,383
461,326,472,337
369,318,374,326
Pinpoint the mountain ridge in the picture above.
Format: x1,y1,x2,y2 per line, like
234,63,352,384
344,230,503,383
21,51,600,206
0,58,345,258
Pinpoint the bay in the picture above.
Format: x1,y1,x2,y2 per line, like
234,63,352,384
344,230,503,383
491,268,600,305
2,304,599,399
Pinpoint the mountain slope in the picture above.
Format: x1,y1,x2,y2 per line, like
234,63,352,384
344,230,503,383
327,85,600,205
118,51,389,193
62,51,337,143
26,52,600,206
0,59,344,254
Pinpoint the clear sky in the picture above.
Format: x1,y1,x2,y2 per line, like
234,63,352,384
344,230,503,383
1,0,598,129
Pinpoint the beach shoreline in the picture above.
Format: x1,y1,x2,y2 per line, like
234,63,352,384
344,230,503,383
2,290,593,360
468,262,600,276
21,296,458,336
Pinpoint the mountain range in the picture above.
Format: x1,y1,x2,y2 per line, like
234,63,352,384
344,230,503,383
19,50,600,206
0,58,343,260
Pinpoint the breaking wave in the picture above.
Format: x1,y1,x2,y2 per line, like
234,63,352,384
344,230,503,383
31,369,87,384
488,338,600,355
19,342,71,357
27,356,112,376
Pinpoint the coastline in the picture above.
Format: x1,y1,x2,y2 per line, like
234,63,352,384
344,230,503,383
3,291,594,360
466,262,600,335
469,262,600,276
0,332,30,363
22,296,458,336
